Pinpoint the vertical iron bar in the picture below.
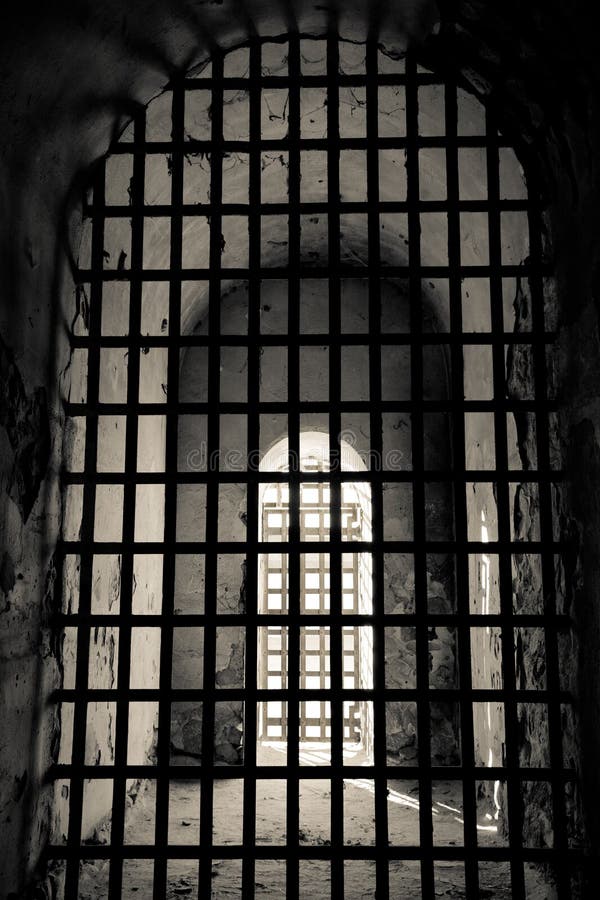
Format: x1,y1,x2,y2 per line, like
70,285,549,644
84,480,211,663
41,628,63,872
153,78,185,900
485,107,526,898
365,35,390,900
286,30,302,900
64,160,106,898
108,107,146,900
199,48,225,894
405,52,435,900
242,36,262,898
444,78,479,899
326,27,345,898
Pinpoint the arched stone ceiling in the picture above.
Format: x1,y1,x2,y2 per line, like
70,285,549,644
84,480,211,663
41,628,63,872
0,0,600,348
0,0,598,355
0,0,597,361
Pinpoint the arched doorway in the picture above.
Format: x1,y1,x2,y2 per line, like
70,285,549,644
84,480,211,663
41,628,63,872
258,432,374,752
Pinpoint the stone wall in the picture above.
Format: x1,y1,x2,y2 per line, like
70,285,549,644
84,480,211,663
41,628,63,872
53,261,165,844
172,296,247,762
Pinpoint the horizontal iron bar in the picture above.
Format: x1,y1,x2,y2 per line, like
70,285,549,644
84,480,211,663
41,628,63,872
69,332,558,348
88,199,531,218
53,613,571,628
75,264,548,280
47,764,577,781
64,400,561,415
179,73,462,89
58,540,569,554
109,136,528,155
45,844,585,862
61,470,566,485
53,688,571,703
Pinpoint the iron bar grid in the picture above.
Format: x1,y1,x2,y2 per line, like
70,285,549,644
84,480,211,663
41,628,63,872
51,33,583,900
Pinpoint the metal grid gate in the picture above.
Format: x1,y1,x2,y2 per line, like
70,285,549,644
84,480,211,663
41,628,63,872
260,478,363,742
50,30,583,900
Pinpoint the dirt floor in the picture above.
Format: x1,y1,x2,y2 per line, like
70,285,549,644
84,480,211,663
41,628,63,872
67,744,556,898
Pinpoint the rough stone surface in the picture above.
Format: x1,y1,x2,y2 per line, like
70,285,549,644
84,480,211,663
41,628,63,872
0,335,50,522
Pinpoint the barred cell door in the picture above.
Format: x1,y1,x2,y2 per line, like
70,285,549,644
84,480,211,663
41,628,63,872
50,30,582,900
259,454,370,744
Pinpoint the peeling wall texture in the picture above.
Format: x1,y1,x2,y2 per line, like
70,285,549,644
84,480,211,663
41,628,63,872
1,1,600,897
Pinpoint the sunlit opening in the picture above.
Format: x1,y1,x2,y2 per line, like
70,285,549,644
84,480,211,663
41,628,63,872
257,432,374,758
